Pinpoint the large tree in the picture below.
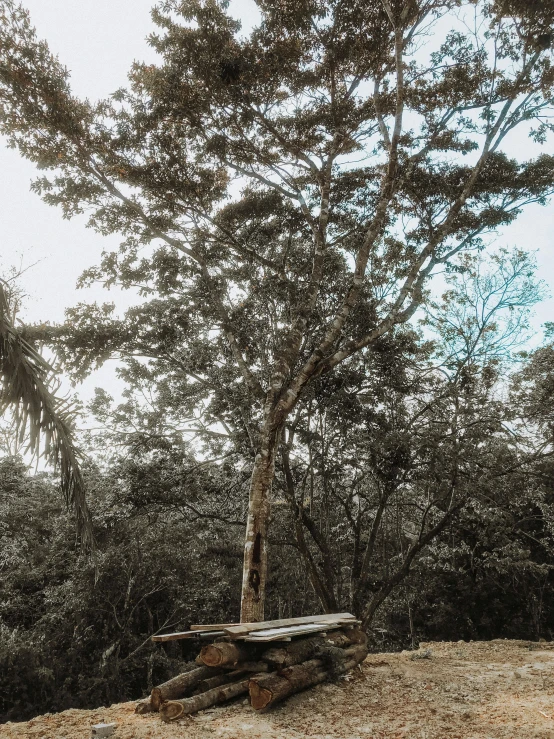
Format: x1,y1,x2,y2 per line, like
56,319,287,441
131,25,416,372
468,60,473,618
1,0,553,620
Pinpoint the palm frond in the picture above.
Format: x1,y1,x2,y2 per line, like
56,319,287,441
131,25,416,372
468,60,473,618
0,282,94,549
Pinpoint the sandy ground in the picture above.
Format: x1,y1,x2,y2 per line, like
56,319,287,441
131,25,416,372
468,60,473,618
3,639,554,739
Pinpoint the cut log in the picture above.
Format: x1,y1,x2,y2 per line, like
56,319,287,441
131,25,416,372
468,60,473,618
323,631,353,648
199,641,254,667
261,635,327,669
134,697,153,714
159,678,250,722
224,613,356,639
224,660,269,672
260,628,366,669
195,669,247,693
150,666,222,711
339,627,367,646
249,643,368,711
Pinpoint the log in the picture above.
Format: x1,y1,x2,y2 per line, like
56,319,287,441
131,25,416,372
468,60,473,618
134,697,153,714
249,644,368,711
339,627,367,646
261,635,327,669
224,660,270,672
260,628,366,669
150,666,222,710
199,641,254,667
195,670,247,693
323,631,353,648
159,678,250,722
224,613,356,638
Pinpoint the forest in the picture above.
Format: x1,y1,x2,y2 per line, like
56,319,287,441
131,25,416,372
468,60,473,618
1,0,554,724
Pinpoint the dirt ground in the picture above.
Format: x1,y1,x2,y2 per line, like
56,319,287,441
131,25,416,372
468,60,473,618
3,639,554,739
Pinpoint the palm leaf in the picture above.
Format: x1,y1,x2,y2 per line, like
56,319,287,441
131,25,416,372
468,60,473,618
0,282,94,548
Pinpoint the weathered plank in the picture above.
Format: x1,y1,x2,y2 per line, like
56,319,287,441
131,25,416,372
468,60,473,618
152,630,225,642
244,622,342,642
190,622,240,631
224,613,356,639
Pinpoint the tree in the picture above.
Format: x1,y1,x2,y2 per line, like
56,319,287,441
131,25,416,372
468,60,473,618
273,250,545,625
1,0,554,619
0,280,93,546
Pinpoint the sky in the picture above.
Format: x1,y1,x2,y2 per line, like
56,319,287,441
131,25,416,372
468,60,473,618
0,0,259,404
1,0,553,408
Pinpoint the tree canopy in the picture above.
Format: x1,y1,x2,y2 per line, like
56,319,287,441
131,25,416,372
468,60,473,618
0,0,553,619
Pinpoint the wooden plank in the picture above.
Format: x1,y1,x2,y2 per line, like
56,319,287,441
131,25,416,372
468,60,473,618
244,623,342,642
244,621,360,642
152,630,225,642
190,623,240,631
223,612,356,639
244,623,341,639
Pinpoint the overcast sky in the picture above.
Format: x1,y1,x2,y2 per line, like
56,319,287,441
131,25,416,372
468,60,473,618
1,0,553,405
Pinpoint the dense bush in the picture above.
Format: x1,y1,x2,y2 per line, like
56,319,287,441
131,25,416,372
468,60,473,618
1,446,553,721
0,457,242,720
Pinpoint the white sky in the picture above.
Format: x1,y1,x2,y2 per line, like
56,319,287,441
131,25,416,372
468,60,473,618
1,0,553,406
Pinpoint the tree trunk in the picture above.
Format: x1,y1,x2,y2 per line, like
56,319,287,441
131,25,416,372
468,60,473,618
159,678,250,722
249,644,368,710
150,666,221,710
199,642,254,668
240,429,279,622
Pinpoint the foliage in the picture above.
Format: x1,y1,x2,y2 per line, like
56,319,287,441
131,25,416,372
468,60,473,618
0,455,244,721
0,5,554,712
1,0,554,616
0,283,93,547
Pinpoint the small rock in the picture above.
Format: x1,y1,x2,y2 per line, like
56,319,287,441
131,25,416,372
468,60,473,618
91,723,117,738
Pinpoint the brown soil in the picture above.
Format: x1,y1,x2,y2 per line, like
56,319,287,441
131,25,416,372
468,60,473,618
3,639,554,739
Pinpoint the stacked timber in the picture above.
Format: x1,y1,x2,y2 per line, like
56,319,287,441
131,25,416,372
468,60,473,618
135,613,367,722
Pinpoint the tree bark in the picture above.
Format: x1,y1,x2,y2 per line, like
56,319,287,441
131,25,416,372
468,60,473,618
199,642,254,667
159,678,250,722
240,429,279,622
249,644,368,711
134,697,153,714
150,666,221,710
340,627,368,646
261,635,325,670
194,670,248,693
260,628,366,669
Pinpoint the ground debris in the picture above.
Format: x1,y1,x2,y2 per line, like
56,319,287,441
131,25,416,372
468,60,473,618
3,639,554,739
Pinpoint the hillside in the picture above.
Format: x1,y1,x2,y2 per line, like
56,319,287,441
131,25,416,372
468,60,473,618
3,640,554,739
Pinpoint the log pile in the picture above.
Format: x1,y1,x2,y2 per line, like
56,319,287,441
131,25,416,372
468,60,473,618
136,613,367,722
